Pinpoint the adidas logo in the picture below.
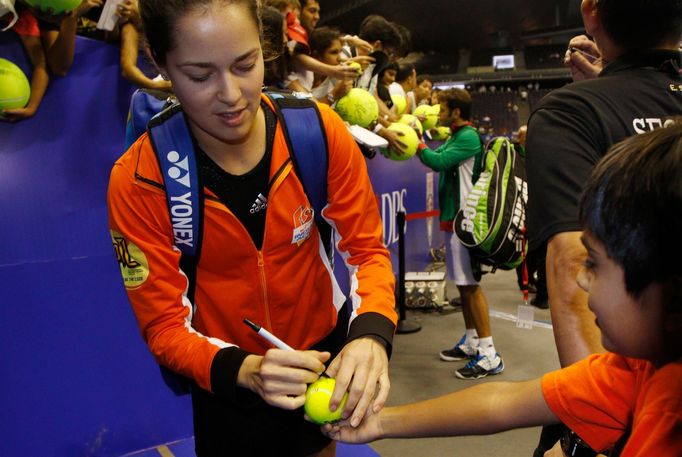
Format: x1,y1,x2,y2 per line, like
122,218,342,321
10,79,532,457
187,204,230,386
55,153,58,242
249,193,268,214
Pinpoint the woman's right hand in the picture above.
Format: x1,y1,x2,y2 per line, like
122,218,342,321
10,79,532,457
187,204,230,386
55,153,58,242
238,350,330,410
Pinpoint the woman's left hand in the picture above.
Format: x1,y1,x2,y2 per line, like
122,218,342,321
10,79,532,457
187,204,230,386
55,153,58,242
325,337,390,428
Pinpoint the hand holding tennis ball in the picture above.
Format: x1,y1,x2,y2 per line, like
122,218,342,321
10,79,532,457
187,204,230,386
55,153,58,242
381,122,419,161
305,377,349,425
347,62,362,75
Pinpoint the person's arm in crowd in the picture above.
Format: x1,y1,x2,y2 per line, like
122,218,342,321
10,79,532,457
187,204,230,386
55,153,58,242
318,79,353,105
1,35,49,122
341,35,373,55
40,0,103,76
119,23,172,92
563,35,603,82
374,93,398,123
343,55,375,70
293,53,360,81
546,232,604,366
323,378,558,443
416,132,479,171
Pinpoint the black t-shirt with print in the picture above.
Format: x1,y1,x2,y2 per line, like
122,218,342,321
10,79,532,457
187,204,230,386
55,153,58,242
526,49,682,252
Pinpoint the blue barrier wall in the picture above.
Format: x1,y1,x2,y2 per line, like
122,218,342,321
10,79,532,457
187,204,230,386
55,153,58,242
0,35,441,456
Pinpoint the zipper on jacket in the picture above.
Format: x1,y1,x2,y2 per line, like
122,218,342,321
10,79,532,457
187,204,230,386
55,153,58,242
257,251,272,330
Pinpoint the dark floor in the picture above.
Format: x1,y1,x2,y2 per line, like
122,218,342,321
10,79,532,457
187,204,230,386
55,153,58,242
369,268,559,456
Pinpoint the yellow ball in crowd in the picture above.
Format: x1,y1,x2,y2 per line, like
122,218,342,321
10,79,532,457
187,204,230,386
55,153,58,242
391,93,407,115
334,88,379,129
0,58,30,110
413,104,438,130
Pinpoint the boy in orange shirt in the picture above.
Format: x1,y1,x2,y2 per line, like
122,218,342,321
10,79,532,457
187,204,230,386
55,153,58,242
324,123,682,456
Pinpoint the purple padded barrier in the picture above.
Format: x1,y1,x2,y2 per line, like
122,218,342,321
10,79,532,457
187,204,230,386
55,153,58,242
0,35,193,457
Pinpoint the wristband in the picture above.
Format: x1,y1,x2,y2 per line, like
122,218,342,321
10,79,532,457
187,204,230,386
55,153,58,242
560,429,598,457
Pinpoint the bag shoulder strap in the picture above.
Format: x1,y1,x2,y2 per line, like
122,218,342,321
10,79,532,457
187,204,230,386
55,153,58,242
265,91,333,260
146,104,203,396
147,104,204,300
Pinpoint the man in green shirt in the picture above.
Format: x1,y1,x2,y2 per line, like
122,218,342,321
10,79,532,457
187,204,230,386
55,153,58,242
416,88,504,379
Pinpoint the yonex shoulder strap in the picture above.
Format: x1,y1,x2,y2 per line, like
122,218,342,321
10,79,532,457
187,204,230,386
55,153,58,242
147,104,203,396
148,104,204,301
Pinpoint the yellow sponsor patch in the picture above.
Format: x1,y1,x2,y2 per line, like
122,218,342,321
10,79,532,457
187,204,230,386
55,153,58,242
111,230,149,289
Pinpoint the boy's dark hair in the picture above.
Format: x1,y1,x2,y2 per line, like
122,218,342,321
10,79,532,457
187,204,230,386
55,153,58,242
580,121,682,299
395,62,415,83
358,15,402,54
597,0,682,50
140,0,262,66
438,88,472,121
309,26,341,57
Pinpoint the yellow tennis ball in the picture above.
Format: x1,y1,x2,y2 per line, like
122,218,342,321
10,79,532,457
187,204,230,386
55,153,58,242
23,0,82,15
0,58,30,110
304,377,349,425
347,61,362,75
413,104,438,130
381,122,419,161
334,88,379,129
391,94,406,115
398,114,423,135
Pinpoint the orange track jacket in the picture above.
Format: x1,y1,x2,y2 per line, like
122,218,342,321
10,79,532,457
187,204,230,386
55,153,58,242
108,97,397,393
